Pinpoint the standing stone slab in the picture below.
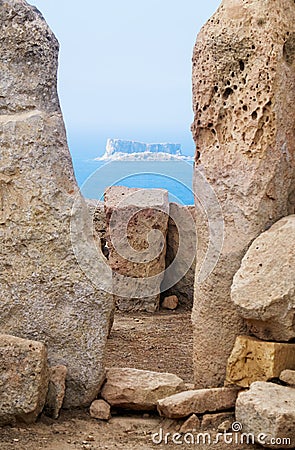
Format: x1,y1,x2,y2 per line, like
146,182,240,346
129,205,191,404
0,0,113,408
162,203,196,309
231,216,295,341
236,382,295,448
104,186,169,312
45,365,67,419
226,335,295,388
192,0,295,387
0,334,49,426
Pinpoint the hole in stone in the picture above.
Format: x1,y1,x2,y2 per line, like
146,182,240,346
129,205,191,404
223,87,233,99
252,111,258,120
239,60,245,71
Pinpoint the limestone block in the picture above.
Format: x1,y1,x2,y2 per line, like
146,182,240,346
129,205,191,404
101,368,185,411
232,216,295,341
157,388,239,419
226,336,295,387
104,186,169,312
236,382,295,448
0,334,49,426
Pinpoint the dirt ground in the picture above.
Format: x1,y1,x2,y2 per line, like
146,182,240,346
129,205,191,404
105,310,194,383
1,311,260,450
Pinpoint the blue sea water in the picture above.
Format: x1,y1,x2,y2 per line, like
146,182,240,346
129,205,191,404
72,157,195,205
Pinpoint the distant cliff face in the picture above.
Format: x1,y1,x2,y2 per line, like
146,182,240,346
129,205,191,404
105,139,182,157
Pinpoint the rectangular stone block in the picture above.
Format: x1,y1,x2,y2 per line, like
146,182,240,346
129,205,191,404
0,334,49,426
226,335,295,388
105,186,169,312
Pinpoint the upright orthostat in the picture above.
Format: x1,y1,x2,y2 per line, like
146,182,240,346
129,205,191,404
191,0,295,387
0,0,113,407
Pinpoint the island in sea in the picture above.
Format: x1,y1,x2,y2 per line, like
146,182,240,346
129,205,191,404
96,138,193,161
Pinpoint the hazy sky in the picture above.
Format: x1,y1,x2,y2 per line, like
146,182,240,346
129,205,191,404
30,1,220,157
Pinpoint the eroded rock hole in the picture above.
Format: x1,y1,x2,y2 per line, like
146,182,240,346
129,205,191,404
223,87,233,99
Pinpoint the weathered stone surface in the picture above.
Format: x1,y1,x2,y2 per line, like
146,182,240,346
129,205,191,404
89,399,111,421
180,414,201,433
157,388,239,419
236,382,295,448
101,368,185,411
85,199,115,336
226,335,295,388
280,369,295,387
0,334,49,425
201,412,235,431
0,0,113,408
162,203,196,309
192,0,295,387
105,186,169,313
162,295,179,310
232,216,295,341
45,365,67,419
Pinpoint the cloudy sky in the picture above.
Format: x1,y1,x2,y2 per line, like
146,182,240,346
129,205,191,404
30,1,220,158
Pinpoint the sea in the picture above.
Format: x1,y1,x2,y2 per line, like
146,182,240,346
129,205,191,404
72,156,195,206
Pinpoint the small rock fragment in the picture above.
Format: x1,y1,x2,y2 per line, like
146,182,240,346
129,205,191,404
162,295,179,310
279,369,295,387
180,414,201,433
89,400,111,421
201,412,235,431
218,420,232,432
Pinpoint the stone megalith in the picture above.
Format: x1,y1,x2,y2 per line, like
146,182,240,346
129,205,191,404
0,0,113,408
104,186,169,312
191,0,295,387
